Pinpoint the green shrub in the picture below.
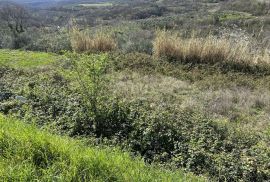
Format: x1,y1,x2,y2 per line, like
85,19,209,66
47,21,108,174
12,32,32,49
126,104,269,181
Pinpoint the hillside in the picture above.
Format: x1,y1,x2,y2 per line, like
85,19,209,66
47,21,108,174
0,0,270,181
1,49,270,181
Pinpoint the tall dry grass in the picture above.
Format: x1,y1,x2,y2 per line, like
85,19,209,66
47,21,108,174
70,27,117,53
153,30,270,69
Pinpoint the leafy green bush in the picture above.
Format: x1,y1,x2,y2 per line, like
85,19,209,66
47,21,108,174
126,104,269,181
12,32,32,49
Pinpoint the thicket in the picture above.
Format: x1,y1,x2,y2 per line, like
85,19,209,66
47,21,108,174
0,28,72,52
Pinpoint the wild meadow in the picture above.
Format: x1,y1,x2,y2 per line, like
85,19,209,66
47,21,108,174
0,0,269,181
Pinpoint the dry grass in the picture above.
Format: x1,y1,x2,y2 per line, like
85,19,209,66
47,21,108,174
109,71,270,133
153,30,270,69
70,27,117,53
109,71,193,104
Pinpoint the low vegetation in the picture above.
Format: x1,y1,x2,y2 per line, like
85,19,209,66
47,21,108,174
0,114,204,181
1,50,270,181
0,0,270,181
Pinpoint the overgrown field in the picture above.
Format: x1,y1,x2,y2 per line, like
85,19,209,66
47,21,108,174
0,0,269,181
1,49,269,181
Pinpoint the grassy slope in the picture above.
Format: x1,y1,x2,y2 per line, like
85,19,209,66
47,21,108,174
0,50,205,181
0,114,204,181
1,49,269,180
0,49,61,69
1,49,269,134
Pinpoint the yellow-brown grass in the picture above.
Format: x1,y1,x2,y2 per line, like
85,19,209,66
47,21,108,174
153,30,269,69
70,27,117,53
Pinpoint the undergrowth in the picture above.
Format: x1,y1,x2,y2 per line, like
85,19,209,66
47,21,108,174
0,114,203,181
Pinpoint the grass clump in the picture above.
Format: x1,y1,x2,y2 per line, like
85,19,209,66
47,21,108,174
153,30,270,72
0,114,203,181
70,27,117,53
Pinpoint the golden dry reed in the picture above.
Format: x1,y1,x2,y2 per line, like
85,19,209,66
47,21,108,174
70,27,117,53
153,30,269,68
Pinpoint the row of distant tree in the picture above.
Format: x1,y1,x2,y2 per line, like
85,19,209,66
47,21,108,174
0,3,29,38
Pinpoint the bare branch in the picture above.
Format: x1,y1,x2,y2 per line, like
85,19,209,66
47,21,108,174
0,3,29,35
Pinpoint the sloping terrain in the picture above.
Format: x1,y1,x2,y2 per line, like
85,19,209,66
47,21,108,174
0,50,269,181
0,0,269,181
0,114,204,181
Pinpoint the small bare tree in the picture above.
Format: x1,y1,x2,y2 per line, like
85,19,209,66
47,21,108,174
0,3,29,37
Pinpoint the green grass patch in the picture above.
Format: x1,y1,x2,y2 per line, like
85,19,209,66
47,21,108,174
0,114,204,181
217,11,254,21
0,49,61,69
